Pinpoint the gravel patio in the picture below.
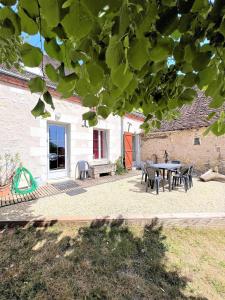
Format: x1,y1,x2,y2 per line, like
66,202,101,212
0,174,225,222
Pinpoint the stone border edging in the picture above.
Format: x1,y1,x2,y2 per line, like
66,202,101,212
1,212,225,228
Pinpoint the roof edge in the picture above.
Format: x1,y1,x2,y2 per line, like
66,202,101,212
0,68,144,122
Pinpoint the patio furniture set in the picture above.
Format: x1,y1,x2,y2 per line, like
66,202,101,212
141,161,193,194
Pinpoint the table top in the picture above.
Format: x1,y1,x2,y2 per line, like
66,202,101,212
149,163,181,170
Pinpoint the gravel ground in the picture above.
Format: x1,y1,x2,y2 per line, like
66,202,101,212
0,175,225,221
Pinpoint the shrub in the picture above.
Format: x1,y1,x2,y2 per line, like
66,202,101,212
115,157,127,175
0,153,20,186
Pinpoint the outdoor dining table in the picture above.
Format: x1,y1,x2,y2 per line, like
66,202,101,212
149,163,182,192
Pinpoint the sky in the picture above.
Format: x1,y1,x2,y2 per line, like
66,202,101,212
22,33,43,48
9,3,42,48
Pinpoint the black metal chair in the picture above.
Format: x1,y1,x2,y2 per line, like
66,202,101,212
167,161,181,179
142,160,155,183
146,167,162,194
140,161,147,184
170,160,181,164
146,160,154,166
76,160,90,180
172,166,189,192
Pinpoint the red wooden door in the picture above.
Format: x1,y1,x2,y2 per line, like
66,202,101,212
124,132,133,170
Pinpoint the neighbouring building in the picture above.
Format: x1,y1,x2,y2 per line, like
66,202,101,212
141,90,225,174
0,58,143,183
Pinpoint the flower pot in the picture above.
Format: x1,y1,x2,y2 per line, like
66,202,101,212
0,183,11,197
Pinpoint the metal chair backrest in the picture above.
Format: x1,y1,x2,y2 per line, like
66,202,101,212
146,160,154,167
140,161,146,171
146,167,157,180
171,160,181,164
145,160,154,167
179,166,189,176
188,165,193,175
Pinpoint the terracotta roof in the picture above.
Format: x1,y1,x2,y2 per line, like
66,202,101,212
157,90,219,132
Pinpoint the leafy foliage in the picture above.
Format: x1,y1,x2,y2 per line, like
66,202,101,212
0,153,20,186
21,43,42,67
28,76,46,93
45,63,58,82
0,35,22,69
115,156,127,175
1,0,225,133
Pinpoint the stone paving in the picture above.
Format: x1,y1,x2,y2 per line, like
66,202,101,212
0,174,225,225
0,170,140,207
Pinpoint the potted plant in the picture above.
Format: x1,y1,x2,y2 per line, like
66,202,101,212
0,153,20,197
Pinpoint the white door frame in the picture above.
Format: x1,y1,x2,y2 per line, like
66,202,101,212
132,134,141,167
47,122,69,179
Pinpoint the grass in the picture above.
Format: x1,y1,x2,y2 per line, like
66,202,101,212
0,221,225,300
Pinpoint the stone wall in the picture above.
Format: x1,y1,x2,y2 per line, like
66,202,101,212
141,127,225,174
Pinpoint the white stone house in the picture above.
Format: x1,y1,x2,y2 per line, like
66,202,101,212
0,63,143,183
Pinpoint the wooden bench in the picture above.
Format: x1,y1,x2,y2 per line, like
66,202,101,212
90,164,116,179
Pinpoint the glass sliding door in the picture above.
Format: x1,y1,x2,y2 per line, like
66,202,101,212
48,124,67,178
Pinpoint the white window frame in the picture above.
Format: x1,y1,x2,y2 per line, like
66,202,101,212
47,122,69,179
93,129,108,161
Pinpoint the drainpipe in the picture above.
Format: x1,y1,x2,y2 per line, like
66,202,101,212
121,117,124,165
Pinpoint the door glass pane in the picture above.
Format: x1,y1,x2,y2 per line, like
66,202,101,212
58,143,65,156
50,141,57,154
49,125,66,170
57,126,65,143
58,156,65,169
49,126,57,141
50,159,57,170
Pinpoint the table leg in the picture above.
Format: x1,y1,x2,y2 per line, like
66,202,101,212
162,169,165,192
169,170,172,191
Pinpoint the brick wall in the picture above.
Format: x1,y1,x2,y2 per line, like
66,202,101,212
141,127,225,174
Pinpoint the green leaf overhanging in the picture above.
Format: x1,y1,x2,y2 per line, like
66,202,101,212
43,91,55,109
21,43,42,67
28,76,46,93
45,64,59,82
1,0,225,134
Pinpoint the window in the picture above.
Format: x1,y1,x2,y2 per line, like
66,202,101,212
194,137,200,145
93,129,108,159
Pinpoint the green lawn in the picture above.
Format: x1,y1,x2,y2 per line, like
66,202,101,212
0,221,225,299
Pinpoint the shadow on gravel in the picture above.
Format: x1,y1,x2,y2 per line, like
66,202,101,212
0,218,207,299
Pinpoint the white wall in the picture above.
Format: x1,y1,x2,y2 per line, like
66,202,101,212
123,116,142,134
0,81,142,181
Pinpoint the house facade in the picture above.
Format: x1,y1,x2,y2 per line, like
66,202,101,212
141,91,225,174
0,65,143,183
